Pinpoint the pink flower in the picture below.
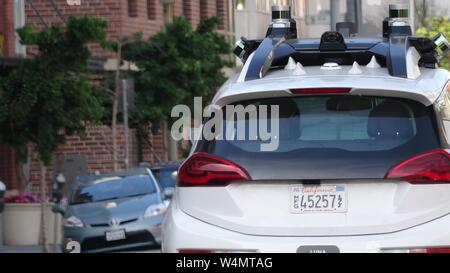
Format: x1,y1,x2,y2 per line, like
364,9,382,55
4,193,41,204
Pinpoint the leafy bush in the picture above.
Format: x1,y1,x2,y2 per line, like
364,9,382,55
0,16,107,165
122,16,232,132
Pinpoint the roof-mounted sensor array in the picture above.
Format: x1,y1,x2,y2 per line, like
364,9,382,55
233,4,450,82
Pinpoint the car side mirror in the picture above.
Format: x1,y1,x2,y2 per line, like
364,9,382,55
171,171,178,181
52,203,66,215
163,187,175,199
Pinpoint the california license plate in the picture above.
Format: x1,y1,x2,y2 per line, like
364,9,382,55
291,185,347,213
106,229,126,242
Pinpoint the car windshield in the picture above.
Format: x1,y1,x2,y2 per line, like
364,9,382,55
196,95,441,180
71,175,156,204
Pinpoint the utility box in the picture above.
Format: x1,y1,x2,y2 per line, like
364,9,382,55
53,155,87,196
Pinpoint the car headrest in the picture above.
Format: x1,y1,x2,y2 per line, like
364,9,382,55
260,99,301,141
367,100,414,139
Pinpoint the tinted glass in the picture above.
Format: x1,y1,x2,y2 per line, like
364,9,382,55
71,175,156,204
196,96,440,180
159,168,178,188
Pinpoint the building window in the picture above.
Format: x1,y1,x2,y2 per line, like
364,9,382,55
163,3,174,23
236,0,245,11
182,0,189,16
256,0,270,13
0,34,4,56
305,0,330,25
128,0,138,18
14,0,26,56
147,0,156,20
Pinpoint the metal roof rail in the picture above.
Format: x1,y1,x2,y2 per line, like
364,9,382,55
236,5,296,82
243,37,286,81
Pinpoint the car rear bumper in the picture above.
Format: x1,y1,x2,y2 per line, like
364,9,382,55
64,215,163,253
162,199,450,253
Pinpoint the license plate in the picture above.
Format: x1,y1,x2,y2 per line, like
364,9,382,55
291,185,347,213
105,229,126,242
297,246,341,253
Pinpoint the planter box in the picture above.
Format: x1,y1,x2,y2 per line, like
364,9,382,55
2,203,62,246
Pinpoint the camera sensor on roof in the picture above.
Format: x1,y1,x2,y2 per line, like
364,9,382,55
233,3,445,81
433,33,450,55
271,5,291,21
383,4,412,37
265,5,297,39
389,4,409,19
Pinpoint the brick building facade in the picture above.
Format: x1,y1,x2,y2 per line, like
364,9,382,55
0,0,233,194
0,0,22,193
0,0,15,56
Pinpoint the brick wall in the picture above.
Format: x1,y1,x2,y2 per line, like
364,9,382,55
0,0,15,55
0,144,19,190
1,0,232,195
25,0,123,58
183,0,201,28
24,0,230,57
0,0,18,191
200,0,216,21
216,0,229,30
173,0,184,17
120,0,165,38
25,124,166,195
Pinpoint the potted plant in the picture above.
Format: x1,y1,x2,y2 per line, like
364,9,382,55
3,193,42,246
3,193,62,247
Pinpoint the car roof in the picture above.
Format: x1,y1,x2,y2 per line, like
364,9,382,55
74,168,152,185
212,65,450,107
142,161,182,170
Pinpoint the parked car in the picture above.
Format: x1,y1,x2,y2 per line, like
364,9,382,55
162,5,450,253
149,161,181,199
54,168,168,253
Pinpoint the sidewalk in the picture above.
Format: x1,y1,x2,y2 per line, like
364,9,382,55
0,245,61,253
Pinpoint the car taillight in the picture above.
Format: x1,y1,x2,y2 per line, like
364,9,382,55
290,88,351,95
384,247,450,253
408,248,450,253
421,248,450,254
178,153,251,187
385,150,450,184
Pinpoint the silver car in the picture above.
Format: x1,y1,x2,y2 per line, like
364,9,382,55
55,168,168,253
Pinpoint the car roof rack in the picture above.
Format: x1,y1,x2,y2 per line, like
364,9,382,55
233,4,449,82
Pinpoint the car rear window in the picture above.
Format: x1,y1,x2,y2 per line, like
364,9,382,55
71,175,156,204
195,96,441,180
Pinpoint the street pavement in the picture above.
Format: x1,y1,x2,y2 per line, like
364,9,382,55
126,249,161,253
0,246,59,253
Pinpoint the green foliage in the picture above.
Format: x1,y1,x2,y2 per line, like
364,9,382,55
416,16,450,70
0,16,107,165
122,17,232,131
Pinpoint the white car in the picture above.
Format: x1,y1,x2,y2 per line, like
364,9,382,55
162,4,450,253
